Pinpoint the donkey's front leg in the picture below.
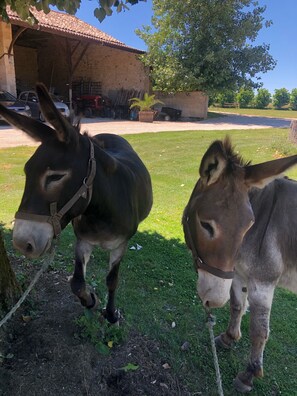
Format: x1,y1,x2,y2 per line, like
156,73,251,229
216,274,248,348
103,242,127,324
234,282,275,393
70,239,98,309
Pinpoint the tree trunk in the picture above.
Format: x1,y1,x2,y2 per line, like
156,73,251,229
0,230,20,312
289,120,297,143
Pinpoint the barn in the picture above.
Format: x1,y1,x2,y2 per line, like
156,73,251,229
0,7,149,108
0,7,208,119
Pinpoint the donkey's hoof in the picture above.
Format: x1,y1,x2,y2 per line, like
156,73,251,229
102,308,121,324
85,292,99,310
215,333,233,349
233,373,253,393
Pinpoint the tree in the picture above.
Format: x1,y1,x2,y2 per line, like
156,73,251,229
290,88,297,110
273,88,290,109
254,88,271,108
236,87,254,108
0,0,145,23
211,90,237,107
137,0,276,94
0,229,20,313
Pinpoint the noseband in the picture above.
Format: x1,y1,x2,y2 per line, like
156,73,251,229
184,215,234,280
15,138,96,238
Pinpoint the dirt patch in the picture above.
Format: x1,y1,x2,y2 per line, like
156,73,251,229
0,261,191,396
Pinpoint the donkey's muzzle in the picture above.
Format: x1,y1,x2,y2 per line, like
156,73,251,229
13,219,54,258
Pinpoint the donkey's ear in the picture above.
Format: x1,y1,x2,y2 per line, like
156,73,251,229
36,83,77,145
245,155,297,188
0,102,54,142
199,141,227,185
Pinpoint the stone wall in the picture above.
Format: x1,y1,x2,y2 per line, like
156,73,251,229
36,40,149,99
155,91,209,119
74,45,150,98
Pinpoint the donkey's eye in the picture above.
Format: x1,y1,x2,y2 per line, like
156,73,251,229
42,170,71,192
46,174,64,185
200,221,214,238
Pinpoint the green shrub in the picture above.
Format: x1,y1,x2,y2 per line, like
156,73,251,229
254,88,271,109
290,88,297,110
236,88,254,108
273,88,290,109
212,91,236,107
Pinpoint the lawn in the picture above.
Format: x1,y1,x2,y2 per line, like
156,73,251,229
209,106,297,119
1,128,297,395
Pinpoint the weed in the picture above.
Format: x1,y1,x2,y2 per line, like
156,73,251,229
76,309,127,355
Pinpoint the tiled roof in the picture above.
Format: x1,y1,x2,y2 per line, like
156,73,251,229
6,7,143,54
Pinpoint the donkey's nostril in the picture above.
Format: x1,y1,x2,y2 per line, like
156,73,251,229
26,243,33,253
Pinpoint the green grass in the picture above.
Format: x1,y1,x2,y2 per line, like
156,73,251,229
209,106,297,119
1,128,297,395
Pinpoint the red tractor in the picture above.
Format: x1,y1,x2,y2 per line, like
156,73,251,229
74,95,113,118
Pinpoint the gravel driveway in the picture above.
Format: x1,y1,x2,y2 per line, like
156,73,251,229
0,113,292,148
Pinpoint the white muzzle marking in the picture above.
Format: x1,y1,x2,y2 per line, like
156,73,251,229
197,270,232,308
13,219,54,258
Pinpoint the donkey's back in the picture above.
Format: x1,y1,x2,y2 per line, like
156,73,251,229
90,132,153,229
239,177,297,293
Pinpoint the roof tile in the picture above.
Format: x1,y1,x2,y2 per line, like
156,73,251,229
6,7,143,53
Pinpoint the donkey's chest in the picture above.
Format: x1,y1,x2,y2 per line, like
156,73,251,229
72,215,126,251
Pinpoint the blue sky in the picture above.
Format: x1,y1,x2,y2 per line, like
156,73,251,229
75,0,297,94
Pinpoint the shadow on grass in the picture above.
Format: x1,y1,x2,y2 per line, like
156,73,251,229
207,111,227,119
1,225,297,395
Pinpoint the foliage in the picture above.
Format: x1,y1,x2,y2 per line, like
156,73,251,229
129,93,163,111
273,88,290,109
137,0,276,94
254,88,271,108
290,88,297,110
211,90,237,107
94,0,146,23
120,363,139,372
236,87,255,108
76,309,127,355
0,0,145,23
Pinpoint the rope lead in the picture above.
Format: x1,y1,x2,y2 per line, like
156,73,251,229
206,313,224,396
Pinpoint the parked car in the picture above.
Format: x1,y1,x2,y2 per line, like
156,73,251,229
19,90,70,121
0,90,31,120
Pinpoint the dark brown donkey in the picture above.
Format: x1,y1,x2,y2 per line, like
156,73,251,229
182,137,297,392
0,83,152,324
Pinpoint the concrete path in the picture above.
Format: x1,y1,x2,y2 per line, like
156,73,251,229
0,113,292,148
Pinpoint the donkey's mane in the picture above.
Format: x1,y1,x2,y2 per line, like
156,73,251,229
222,136,250,168
68,112,82,132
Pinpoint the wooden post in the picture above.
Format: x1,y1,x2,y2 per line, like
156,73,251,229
289,120,297,143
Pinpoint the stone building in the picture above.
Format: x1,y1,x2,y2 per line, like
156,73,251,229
0,8,149,103
0,8,208,119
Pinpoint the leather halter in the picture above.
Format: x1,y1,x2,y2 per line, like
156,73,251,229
184,213,234,280
15,138,96,238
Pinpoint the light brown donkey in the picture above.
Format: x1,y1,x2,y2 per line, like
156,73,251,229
183,136,297,392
